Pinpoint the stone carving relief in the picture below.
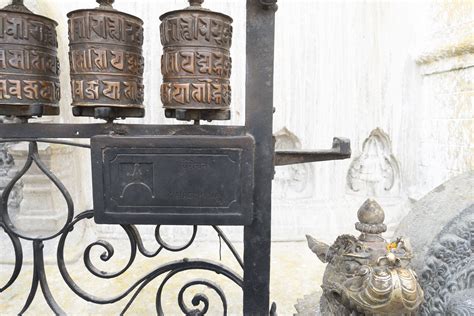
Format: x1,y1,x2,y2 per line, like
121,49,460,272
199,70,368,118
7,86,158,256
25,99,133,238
0,116,24,263
273,127,314,199
347,128,401,197
0,117,22,216
419,206,474,315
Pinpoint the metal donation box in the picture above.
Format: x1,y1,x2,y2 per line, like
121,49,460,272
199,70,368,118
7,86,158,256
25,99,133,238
91,135,255,225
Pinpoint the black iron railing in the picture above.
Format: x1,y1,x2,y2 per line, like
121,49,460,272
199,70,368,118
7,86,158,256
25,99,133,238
0,0,350,314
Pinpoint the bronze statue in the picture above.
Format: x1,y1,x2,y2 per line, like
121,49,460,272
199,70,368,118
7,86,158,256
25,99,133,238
307,199,424,315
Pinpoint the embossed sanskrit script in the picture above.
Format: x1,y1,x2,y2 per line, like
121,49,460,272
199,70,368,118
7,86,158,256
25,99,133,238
0,13,60,110
160,10,233,112
68,10,144,110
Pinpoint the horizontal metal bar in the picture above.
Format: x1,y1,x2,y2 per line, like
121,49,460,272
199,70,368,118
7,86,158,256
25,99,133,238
0,138,91,148
0,123,246,139
275,137,351,166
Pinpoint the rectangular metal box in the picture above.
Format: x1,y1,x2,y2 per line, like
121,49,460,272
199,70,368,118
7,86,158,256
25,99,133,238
91,135,255,225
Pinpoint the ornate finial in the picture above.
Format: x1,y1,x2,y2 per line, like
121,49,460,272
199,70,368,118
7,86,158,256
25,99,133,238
3,0,32,14
97,0,114,8
188,0,204,7
260,0,278,11
355,199,387,234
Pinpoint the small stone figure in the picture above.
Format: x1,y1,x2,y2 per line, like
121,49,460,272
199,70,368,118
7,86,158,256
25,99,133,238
306,199,424,315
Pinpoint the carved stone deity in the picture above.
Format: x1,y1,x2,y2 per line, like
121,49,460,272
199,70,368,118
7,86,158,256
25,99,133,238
306,199,424,315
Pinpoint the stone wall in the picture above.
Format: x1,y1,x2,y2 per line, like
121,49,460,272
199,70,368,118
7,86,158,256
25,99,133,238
0,0,472,243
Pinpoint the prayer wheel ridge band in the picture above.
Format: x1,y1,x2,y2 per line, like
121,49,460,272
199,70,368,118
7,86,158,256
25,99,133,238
160,0,233,121
0,1,60,118
67,0,145,120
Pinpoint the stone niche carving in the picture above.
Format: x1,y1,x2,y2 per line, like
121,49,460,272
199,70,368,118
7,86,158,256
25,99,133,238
0,117,23,264
273,127,314,199
0,117,23,220
395,172,474,315
347,128,401,197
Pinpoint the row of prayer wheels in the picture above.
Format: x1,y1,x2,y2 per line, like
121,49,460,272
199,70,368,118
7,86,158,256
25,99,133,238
0,0,233,121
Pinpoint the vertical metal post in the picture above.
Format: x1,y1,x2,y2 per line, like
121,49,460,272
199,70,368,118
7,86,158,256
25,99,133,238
244,0,276,314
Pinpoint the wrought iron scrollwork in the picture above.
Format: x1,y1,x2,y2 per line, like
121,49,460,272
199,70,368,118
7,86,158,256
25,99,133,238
156,275,233,316
1,141,74,241
0,221,22,293
0,140,244,315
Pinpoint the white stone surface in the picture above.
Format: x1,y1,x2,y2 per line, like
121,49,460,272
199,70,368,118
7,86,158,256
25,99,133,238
0,0,469,241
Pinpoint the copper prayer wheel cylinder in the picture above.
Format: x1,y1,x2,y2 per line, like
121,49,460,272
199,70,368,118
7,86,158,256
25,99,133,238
160,0,233,121
68,0,144,120
0,0,60,118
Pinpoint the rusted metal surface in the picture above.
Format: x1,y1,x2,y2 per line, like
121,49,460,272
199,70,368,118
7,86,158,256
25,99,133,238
68,0,144,120
160,0,233,121
0,0,60,117
275,137,351,166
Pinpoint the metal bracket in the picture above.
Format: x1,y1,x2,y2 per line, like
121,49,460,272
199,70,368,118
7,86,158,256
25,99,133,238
260,0,278,11
270,302,277,316
275,137,351,166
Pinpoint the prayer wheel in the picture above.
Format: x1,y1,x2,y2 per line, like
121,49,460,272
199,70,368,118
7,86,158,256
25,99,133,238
68,0,144,120
160,0,233,121
0,0,60,118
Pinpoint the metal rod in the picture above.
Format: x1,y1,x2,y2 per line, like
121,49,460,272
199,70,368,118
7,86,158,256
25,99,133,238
0,138,91,148
188,0,204,7
243,0,277,313
0,123,245,139
96,0,114,7
275,137,351,166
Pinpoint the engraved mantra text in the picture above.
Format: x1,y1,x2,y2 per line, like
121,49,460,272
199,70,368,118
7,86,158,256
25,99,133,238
160,15,232,47
70,48,143,76
69,14,143,46
0,16,57,47
0,79,60,102
71,79,143,102
0,48,59,76
162,50,231,78
161,80,230,106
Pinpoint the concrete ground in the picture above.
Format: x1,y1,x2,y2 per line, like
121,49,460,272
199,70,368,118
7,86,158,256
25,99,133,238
0,241,325,316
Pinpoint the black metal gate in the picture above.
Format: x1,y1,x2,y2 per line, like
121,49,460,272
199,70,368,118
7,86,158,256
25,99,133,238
0,1,350,314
